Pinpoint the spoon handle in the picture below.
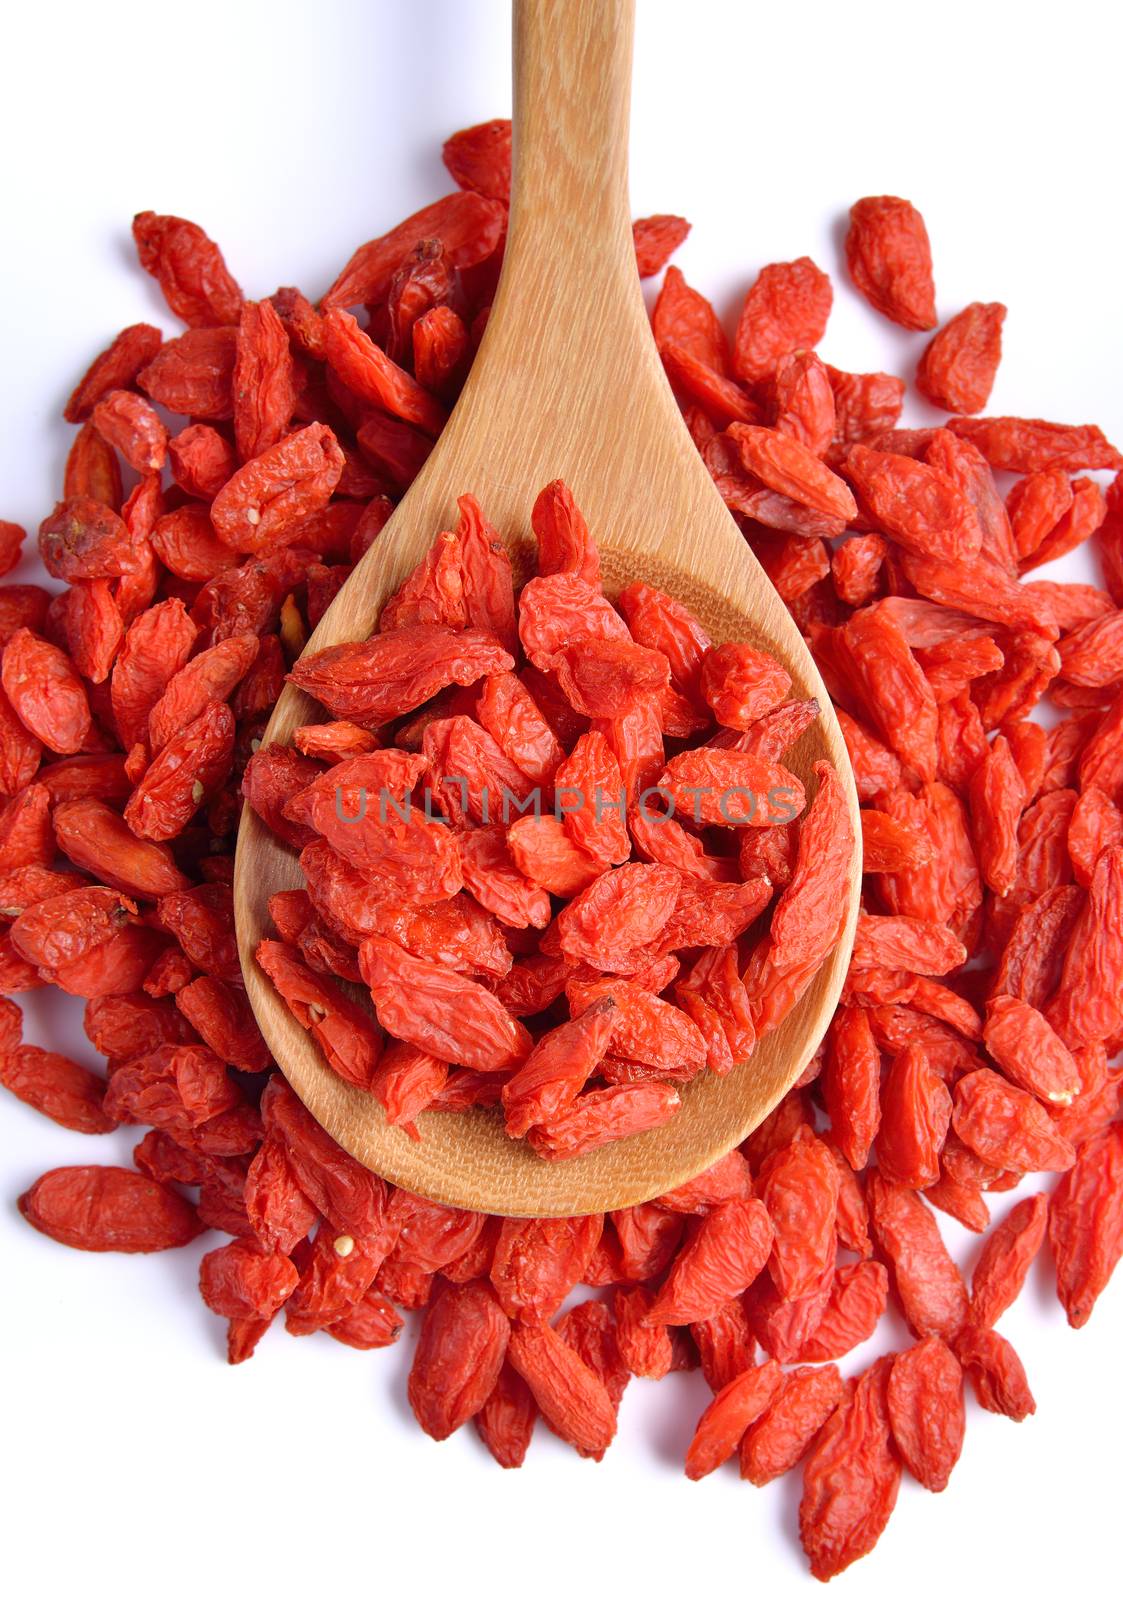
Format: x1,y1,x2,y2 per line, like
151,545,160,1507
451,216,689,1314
511,0,634,252
490,0,643,384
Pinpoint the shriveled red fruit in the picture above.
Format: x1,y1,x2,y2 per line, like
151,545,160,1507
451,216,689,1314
132,211,243,328
0,522,25,578
550,638,669,717
691,1296,757,1392
2,628,91,754
19,1166,204,1251
634,214,690,277
555,862,680,973
798,1262,889,1362
947,416,1122,474
211,423,344,554
506,1320,617,1460
0,1047,115,1134
53,798,190,898
952,1069,1075,1174
260,1076,385,1237
845,445,981,562
407,1281,510,1441
758,1134,840,1300
645,1199,774,1326
954,1326,1036,1420
526,1081,681,1160
822,1006,882,1170
612,1286,672,1380
138,328,236,419
10,886,138,970
1048,1124,1123,1329
1047,846,1123,1049
728,425,857,522
474,1363,537,1468
256,940,381,1090
65,323,163,422
360,936,529,1073
490,1215,604,1322
290,623,513,725
969,1193,1048,1329
199,1239,299,1321
887,1337,965,1492
740,1364,845,1486
874,1045,952,1190
917,303,1006,413
700,641,792,729
982,995,1080,1106
658,746,805,828
799,1357,902,1581
123,701,234,841
867,1174,969,1342
846,196,936,331
554,1298,631,1409
502,1001,616,1138
733,258,832,385
442,117,511,201
567,976,707,1079
91,390,168,474
684,1360,782,1480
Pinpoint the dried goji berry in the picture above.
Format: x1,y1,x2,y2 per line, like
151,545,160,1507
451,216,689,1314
954,1325,1036,1420
291,623,513,725
91,390,168,474
501,1001,615,1138
846,196,936,331
887,1337,965,1492
2,627,92,754
685,1359,782,1480
407,1280,510,1440
1048,1123,1123,1329
211,423,344,554
19,1165,204,1251
473,1360,537,1467
798,1261,889,1362
799,1356,902,1580
952,1068,1075,1174
874,1045,952,1190
916,303,1005,413
322,193,505,313
966,1191,1047,1329
555,1297,631,1409
758,1134,840,1300
733,257,832,385
133,211,242,327
507,1319,617,1460
646,1199,774,1326
65,324,163,423
633,214,690,278
867,1174,969,1341
0,1045,115,1134
741,1363,844,1486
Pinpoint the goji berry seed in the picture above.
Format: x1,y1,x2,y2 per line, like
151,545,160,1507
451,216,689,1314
2,118,1122,1585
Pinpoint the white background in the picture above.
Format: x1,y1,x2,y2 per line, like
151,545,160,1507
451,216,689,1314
2,1,1121,1594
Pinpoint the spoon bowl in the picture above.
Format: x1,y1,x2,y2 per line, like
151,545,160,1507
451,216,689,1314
234,0,862,1215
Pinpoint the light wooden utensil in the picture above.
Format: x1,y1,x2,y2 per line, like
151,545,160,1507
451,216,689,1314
233,0,861,1216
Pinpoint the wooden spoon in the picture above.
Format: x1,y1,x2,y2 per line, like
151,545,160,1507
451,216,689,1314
233,0,861,1216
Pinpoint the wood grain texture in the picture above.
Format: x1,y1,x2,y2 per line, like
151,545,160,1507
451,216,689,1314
233,0,862,1215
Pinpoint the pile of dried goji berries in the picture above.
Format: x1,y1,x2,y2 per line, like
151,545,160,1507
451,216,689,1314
250,481,846,1157
3,117,1123,1581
